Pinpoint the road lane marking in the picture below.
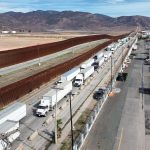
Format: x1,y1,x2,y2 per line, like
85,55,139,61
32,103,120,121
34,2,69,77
118,128,124,150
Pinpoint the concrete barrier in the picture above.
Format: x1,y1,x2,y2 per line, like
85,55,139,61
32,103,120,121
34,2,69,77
28,130,38,141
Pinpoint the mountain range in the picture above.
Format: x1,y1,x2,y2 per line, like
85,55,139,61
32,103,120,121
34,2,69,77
0,10,150,32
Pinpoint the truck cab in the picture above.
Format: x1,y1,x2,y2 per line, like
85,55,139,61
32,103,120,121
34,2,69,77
74,74,83,87
92,62,99,70
36,99,50,117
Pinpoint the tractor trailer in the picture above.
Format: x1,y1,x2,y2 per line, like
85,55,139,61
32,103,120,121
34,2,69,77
36,81,72,116
74,66,94,87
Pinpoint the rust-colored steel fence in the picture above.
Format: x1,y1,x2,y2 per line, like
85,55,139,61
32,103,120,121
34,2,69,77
0,34,127,108
0,34,121,68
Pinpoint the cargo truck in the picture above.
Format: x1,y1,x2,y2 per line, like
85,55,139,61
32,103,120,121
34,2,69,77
132,44,137,51
36,99,50,117
103,51,112,61
106,43,119,53
0,102,26,125
74,66,94,87
80,59,94,69
36,81,72,116
92,57,105,70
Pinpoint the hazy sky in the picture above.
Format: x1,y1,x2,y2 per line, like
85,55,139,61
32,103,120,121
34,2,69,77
0,0,150,17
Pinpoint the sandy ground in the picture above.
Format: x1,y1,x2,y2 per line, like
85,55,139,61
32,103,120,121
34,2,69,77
0,30,128,51
0,36,65,51
0,32,90,51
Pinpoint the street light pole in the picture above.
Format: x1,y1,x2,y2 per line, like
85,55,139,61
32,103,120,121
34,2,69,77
121,47,123,72
55,89,58,144
110,55,113,92
69,92,74,149
141,63,144,110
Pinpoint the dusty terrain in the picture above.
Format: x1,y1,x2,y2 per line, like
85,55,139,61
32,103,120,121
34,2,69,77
0,32,91,51
0,36,64,51
0,31,128,51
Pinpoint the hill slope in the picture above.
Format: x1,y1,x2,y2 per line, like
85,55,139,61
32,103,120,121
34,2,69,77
0,10,150,32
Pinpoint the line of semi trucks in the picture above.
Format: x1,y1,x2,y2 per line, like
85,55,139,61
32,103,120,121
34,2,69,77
36,37,130,117
0,36,130,149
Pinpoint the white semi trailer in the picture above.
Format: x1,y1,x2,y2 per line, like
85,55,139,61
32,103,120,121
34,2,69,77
0,102,26,125
74,66,94,87
36,81,72,116
60,67,80,82
80,59,94,69
94,51,104,60
96,57,105,66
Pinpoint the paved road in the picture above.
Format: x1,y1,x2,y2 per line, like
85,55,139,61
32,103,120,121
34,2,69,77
82,38,146,150
81,64,133,150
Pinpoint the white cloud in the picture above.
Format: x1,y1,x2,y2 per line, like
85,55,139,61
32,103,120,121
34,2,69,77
106,0,125,4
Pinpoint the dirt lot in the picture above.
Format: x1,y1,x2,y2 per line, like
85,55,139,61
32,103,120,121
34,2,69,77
0,32,90,51
0,30,128,51
0,36,64,51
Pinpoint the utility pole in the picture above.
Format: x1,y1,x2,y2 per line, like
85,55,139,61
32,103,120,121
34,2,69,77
141,63,144,110
69,92,74,149
52,86,64,144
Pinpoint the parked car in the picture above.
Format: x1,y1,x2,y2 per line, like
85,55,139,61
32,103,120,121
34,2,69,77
93,88,105,100
144,59,150,65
